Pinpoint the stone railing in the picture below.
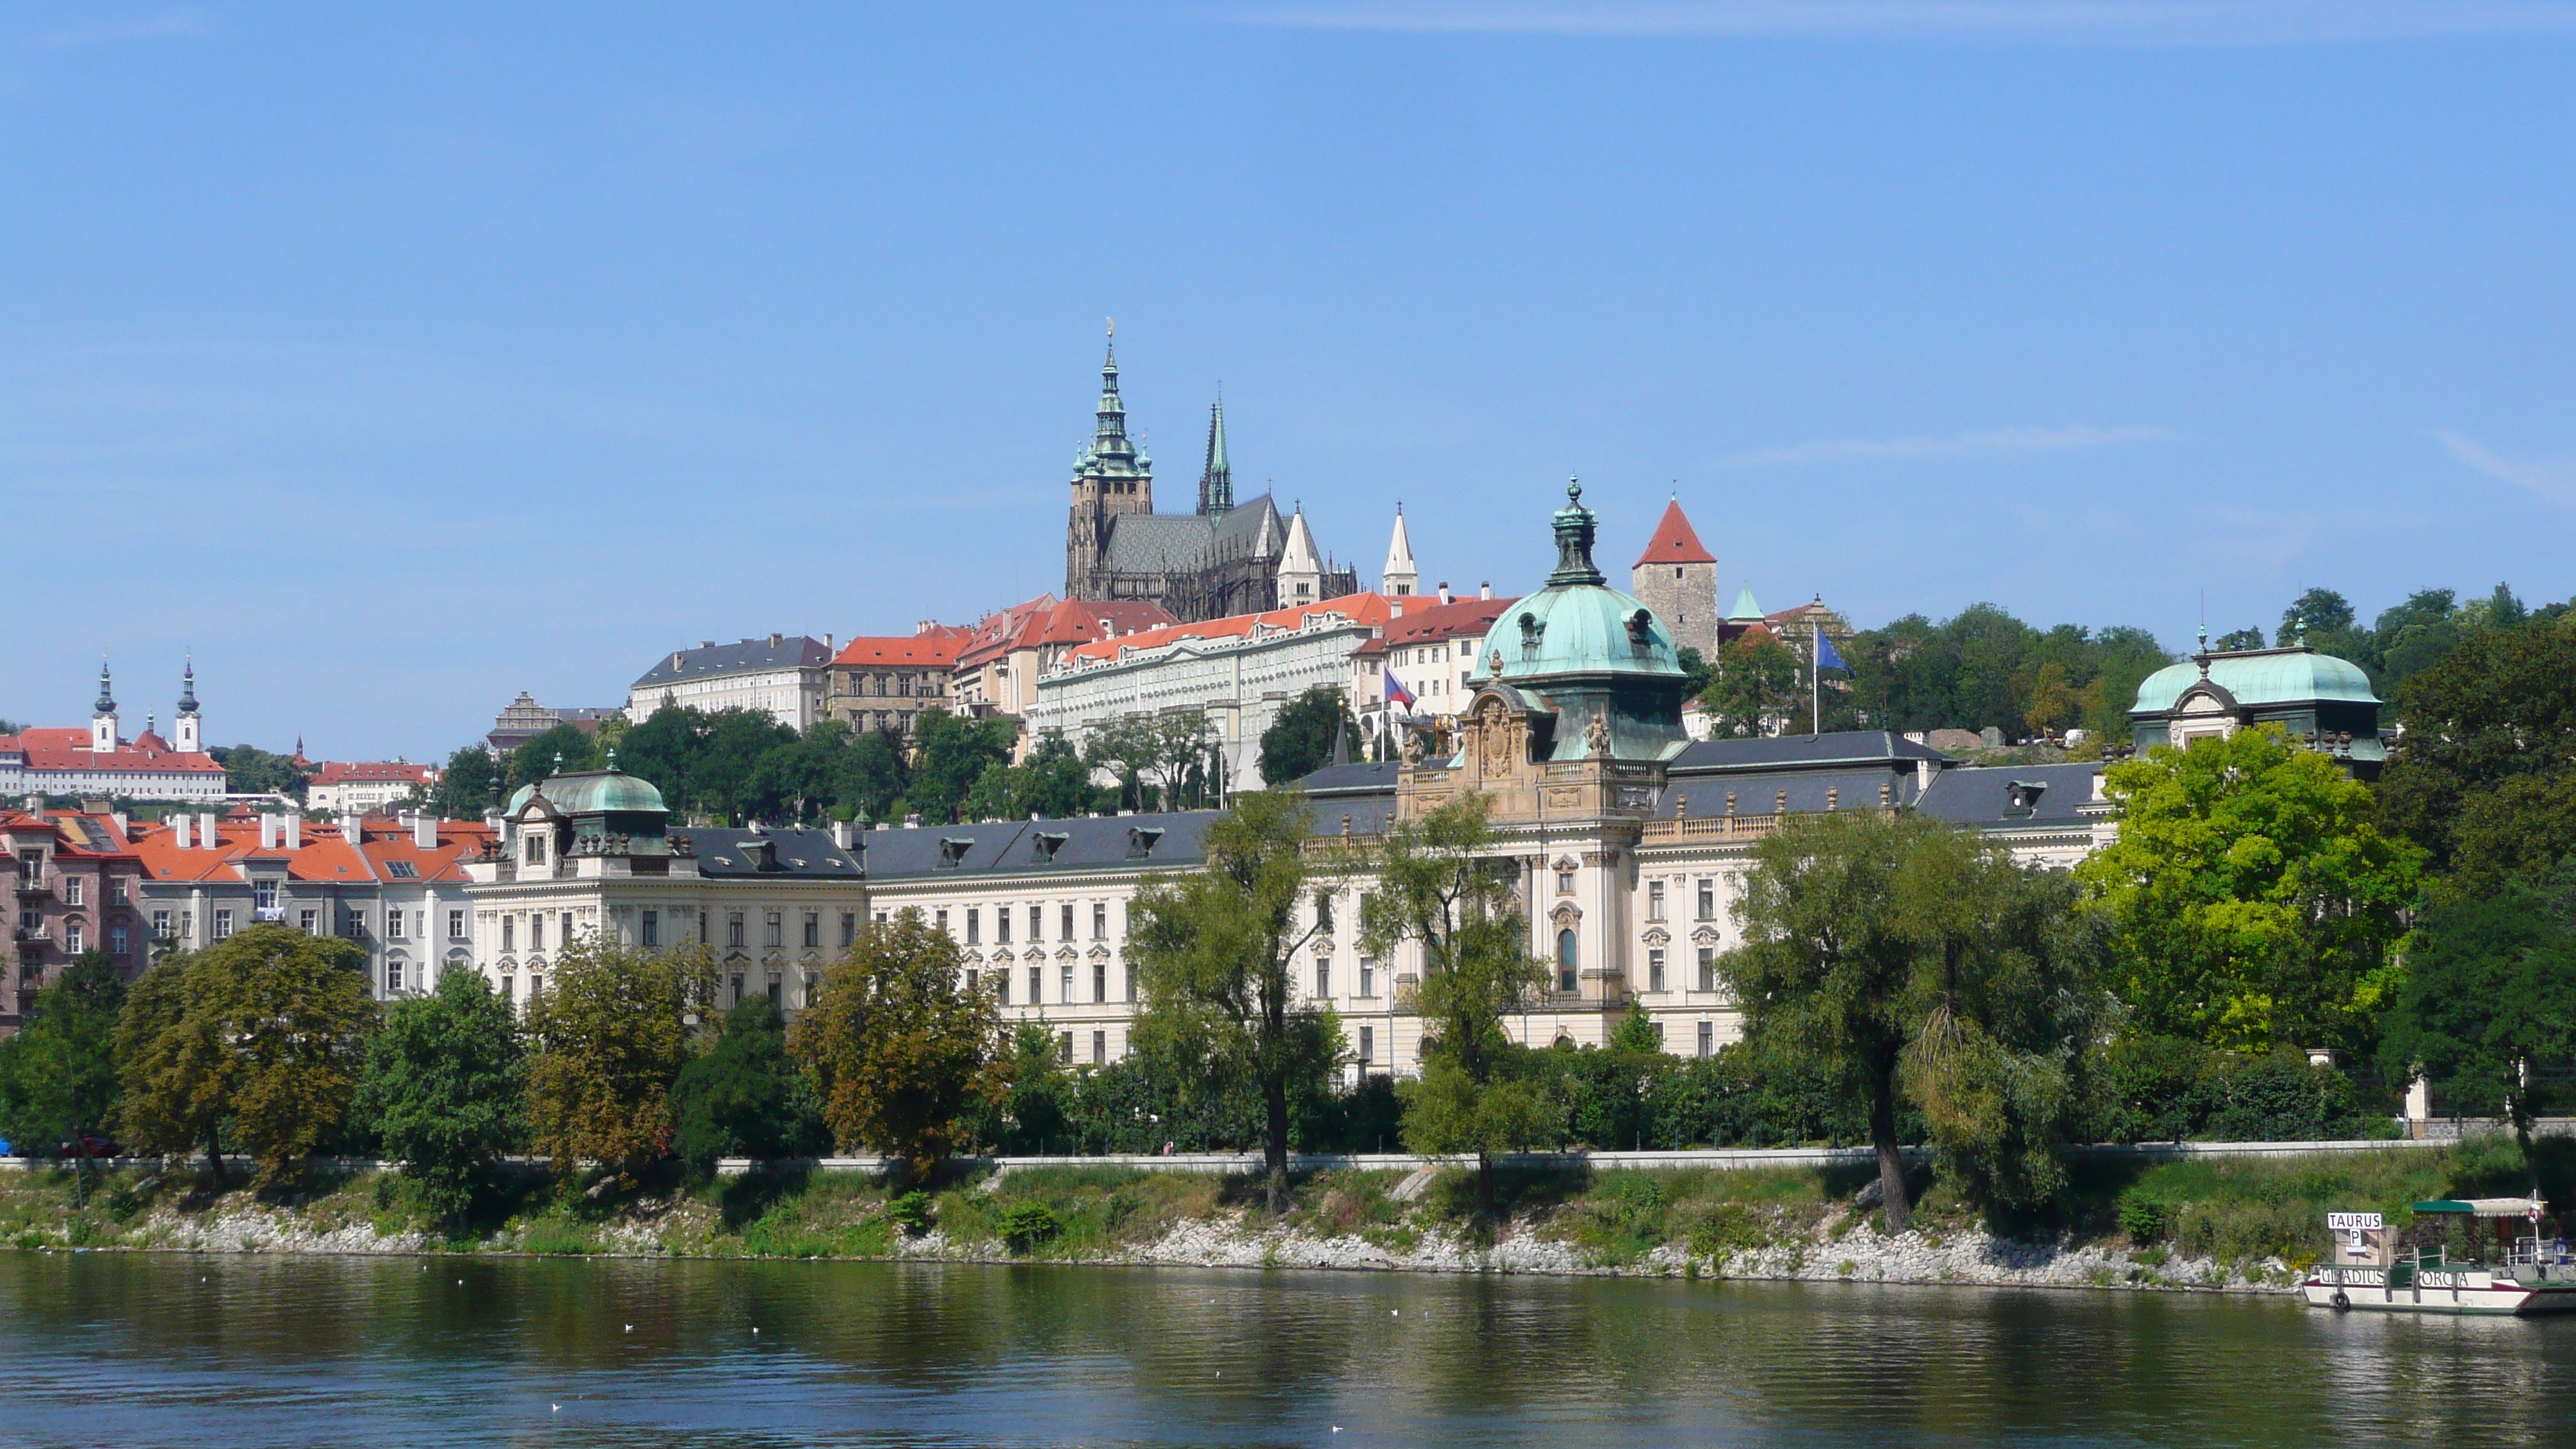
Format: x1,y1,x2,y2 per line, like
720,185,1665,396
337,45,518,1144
1639,814,1782,843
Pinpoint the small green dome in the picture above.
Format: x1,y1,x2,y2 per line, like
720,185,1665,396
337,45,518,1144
510,769,666,817
1474,582,1684,683
2132,648,2381,714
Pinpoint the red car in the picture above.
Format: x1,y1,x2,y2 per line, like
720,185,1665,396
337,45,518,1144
57,1136,122,1159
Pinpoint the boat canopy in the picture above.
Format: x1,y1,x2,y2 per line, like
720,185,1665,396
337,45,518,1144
2412,1198,2543,1218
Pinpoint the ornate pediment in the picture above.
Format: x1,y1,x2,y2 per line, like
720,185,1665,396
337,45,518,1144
1056,945,1080,961
1640,927,1671,947
1550,854,1581,874
1549,902,1583,928
1088,944,1114,960
1690,925,1721,946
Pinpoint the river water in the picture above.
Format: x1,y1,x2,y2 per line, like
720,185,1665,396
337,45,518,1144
0,1252,2567,1447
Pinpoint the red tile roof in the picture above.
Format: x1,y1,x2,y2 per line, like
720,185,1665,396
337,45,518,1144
125,816,494,885
1633,499,1716,567
312,761,439,786
1355,594,1521,657
1059,593,1408,666
831,635,968,668
0,728,224,776
956,596,1179,670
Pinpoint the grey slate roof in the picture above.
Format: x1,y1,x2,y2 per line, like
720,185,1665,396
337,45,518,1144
1098,495,1286,576
1662,768,1926,820
632,637,832,690
1291,761,1401,796
858,810,1218,882
1670,731,1949,775
1913,762,2105,831
691,827,865,879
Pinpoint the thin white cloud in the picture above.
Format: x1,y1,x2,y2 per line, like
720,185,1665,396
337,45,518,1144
2440,429,2576,506
1230,1,2576,43
1716,423,2173,468
28,7,207,47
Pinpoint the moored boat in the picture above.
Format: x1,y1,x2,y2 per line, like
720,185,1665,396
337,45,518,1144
2303,1198,2576,1316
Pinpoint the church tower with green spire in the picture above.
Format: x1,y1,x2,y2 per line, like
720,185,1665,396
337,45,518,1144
1197,393,1233,516
1066,331,1156,598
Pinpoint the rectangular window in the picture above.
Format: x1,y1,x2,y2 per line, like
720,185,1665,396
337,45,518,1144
641,909,659,948
1028,905,1043,942
252,879,276,912
110,926,128,957
1359,1026,1375,1067
502,916,515,951
1028,966,1042,1004
1359,959,1375,997
766,913,783,949
1649,948,1666,993
301,908,320,936
502,975,515,1004
1060,903,1074,942
386,959,403,994
448,909,466,940
63,877,82,907
1557,868,1575,895
1697,947,1716,993
64,921,83,954
1092,903,1107,940
181,911,193,940
386,908,406,940
564,912,576,946
803,912,820,949
1057,1031,1073,1066
529,914,544,951
934,909,949,936
214,909,235,940
767,977,782,1005
966,908,980,945
529,973,543,1000
841,913,857,947
1314,890,1335,933
110,878,128,905
701,910,710,944
1091,1029,1106,1066
1093,962,1106,1002
997,908,1011,944
728,913,745,949
20,907,42,940
1697,879,1715,921
1648,880,1665,921
731,973,745,1005
1653,1021,1667,1049
524,834,545,865
1060,962,1074,1001
1314,959,1331,1000
339,909,360,941
994,971,1009,1005
1697,1022,1714,1059
151,909,172,939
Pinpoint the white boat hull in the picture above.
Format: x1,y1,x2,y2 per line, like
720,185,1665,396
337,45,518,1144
2303,1267,2576,1317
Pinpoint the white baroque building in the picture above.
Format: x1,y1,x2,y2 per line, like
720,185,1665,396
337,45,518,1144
625,635,835,729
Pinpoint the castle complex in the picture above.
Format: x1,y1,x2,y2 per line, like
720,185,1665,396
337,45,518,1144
1061,337,1355,622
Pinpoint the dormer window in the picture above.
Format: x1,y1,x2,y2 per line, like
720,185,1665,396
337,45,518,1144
1518,611,1544,653
1626,608,1654,646
1126,826,1165,859
1033,832,1069,863
938,838,972,868
2005,780,2048,814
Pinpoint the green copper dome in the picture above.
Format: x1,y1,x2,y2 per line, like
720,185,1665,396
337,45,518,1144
509,768,667,817
1470,481,1686,685
2132,647,2380,714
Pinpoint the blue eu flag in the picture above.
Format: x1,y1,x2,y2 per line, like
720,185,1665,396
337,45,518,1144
1815,632,1848,673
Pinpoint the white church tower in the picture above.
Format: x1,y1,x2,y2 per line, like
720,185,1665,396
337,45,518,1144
1276,503,1325,606
1381,504,1418,597
90,656,118,752
174,656,203,752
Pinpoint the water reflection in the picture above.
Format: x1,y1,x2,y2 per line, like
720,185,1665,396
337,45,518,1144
0,1252,2567,1447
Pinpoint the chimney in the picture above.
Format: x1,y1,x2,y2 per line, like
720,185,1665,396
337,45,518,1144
341,810,364,847
285,815,302,850
1479,581,1493,600
831,820,854,849
173,814,192,850
769,632,783,648
259,814,279,851
197,812,217,849
111,810,128,838
415,813,437,850
1437,582,1453,605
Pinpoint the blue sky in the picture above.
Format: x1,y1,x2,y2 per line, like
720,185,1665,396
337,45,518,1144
5,2,2572,762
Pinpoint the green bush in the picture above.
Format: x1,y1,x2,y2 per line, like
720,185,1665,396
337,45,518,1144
888,1190,934,1235
2117,1190,2170,1242
998,1202,1062,1252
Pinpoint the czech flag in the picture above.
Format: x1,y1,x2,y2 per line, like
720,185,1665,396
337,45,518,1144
1383,668,1417,710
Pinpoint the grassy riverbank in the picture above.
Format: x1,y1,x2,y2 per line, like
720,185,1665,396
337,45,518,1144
1,1137,2561,1290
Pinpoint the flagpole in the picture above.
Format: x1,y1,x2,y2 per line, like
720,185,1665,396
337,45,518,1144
1812,624,1821,736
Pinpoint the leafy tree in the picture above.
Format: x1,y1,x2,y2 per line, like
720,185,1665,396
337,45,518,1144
2276,587,2361,654
523,937,713,1184
2377,877,2576,1156
670,996,823,1177
2379,612,2576,899
1720,810,2102,1228
0,954,127,1157
1700,632,1803,737
356,968,526,1222
910,711,1019,824
2211,627,2267,651
506,723,604,790
687,709,800,824
2022,661,2079,738
211,744,312,802
433,745,500,820
791,910,1005,1178
1129,790,1343,1213
1257,686,1358,789
1354,793,1554,1211
114,926,375,1189
964,731,1100,822
1088,711,1217,810
2078,726,2423,1054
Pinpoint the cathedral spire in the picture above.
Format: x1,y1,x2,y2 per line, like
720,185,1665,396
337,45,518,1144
178,653,199,715
1198,391,1234,516
94,654,115,716
1381,503,1418,597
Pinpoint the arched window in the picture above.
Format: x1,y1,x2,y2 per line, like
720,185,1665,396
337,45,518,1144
1556,929,1578,994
